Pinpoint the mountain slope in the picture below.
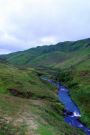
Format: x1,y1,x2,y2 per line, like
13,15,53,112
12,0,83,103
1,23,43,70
4,38,90,68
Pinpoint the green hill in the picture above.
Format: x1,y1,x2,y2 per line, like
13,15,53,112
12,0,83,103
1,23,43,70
4,38,90,69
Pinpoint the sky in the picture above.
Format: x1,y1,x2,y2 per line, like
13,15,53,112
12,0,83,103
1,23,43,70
0,0,90,54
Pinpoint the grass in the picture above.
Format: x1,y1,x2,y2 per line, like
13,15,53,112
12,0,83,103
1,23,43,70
0,115,26,135
38,125,54,135
0,38,89,134
53,58,90,128
0,95,84,135
4,38,89,68
0,63,84,135
70,68,90,127
0,63,57,100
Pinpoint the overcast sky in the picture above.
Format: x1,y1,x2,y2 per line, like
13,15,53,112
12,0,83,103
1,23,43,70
0,0,90,54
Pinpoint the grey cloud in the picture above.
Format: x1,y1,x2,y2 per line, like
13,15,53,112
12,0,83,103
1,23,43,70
0,0,90,54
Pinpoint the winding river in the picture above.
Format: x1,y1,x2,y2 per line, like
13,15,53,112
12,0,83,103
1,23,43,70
42,78,90,135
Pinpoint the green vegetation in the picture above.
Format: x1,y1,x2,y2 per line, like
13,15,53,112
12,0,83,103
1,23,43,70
0,63,57,99
70,67,90,127
0,63,84,135
3,38,90,69
0,38,90,134
53,61,90,127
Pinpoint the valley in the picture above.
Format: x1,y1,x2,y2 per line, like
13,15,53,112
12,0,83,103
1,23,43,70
0,38,90,135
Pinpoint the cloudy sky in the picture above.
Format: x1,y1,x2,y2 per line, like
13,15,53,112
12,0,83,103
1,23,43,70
0,0,90,54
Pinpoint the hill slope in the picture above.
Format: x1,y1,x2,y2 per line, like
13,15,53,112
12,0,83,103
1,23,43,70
4,38,90,68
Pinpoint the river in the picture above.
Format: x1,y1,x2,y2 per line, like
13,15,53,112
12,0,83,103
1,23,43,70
42,78,90,135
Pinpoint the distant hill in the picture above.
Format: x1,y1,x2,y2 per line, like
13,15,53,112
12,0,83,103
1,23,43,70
3,38,90,69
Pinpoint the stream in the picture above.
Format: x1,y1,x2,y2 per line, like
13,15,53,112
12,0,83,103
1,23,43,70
42,78,90,135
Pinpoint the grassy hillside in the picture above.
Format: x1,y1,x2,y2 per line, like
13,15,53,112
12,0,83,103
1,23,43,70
3,38,90,69
52,58,90,128
70,60,90,126
0,63,84,135
0,38,90,135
